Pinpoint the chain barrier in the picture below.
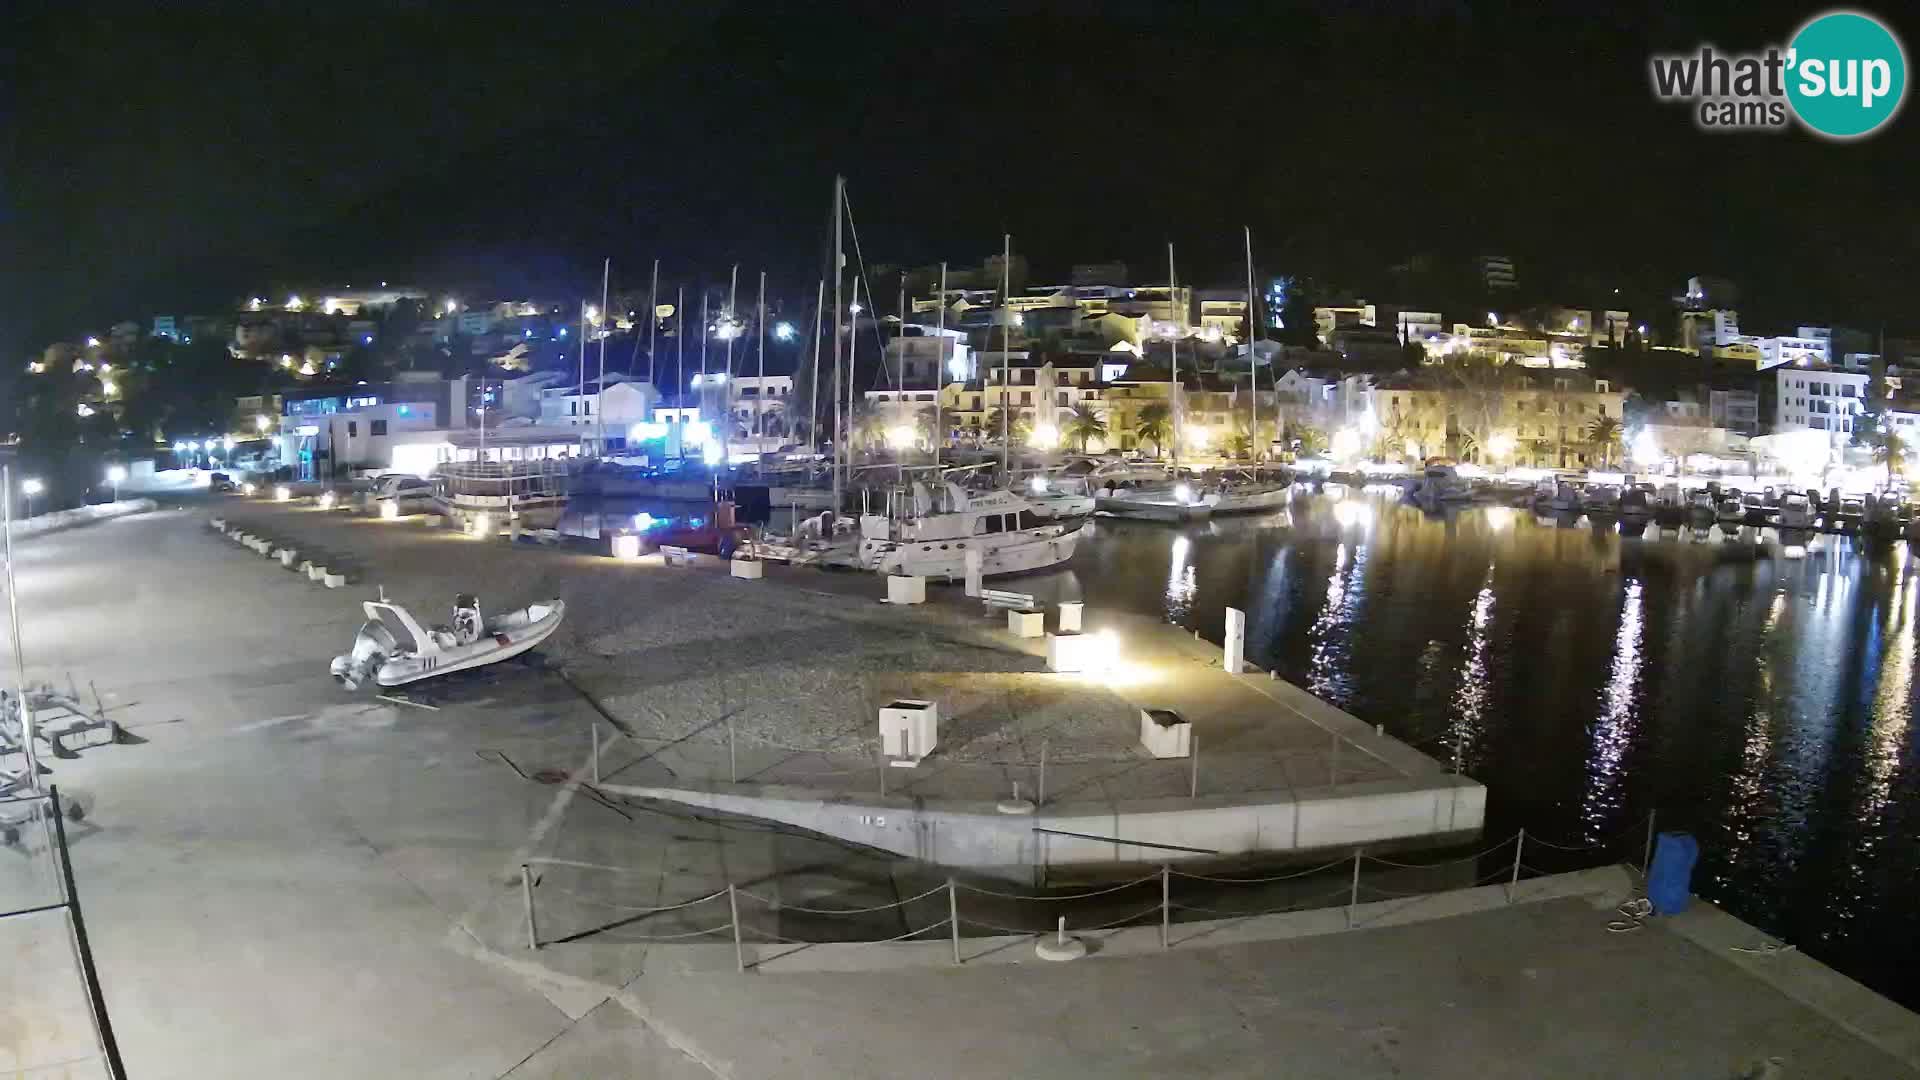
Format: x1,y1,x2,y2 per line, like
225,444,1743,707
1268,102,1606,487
523,814,1661,960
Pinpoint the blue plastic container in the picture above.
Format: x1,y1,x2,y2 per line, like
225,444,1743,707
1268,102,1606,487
1647,831,1699,916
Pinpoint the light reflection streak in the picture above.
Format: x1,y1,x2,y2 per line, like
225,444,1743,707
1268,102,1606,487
1723,589,1786,868
1164,534,1197,623
1581,579,1645,839
1307,541,1368,706
1449,568,1497,773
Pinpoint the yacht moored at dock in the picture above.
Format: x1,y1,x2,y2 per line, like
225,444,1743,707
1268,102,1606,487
857,482,1081,578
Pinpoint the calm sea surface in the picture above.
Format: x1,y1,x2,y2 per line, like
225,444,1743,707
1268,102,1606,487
1029,491,1920,1007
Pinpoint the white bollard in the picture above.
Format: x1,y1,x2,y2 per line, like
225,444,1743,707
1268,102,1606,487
1058,601,1083,633
1223,606,1246,675
322,572,346,588
964,548,983,598
730,557,764,580
886,574,926,605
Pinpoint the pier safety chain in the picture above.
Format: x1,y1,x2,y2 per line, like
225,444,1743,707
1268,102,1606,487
512,812,1661,966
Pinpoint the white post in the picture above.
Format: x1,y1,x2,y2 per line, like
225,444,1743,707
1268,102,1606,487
728,715,737,784
1347,849,1361,927
948,877,961,965
1223,606,1245,675
1037,738,1048,807
521,864,538,950
1189,734,1199,799
964,548,983,598
1509,828,1525,902
729,883,744,972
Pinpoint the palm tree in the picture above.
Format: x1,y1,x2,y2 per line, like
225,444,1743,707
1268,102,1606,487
985,406,1029,447
1584,416,1622,467
1134,402,1172,458
1063,403,1108,452
1290,423,1327,456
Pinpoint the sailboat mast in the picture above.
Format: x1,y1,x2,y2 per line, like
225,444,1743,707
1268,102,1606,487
934,261,946,470
597,257,609,455
1000,232,1011,479
756,270,767,440
674,284,685,452
577,301,588,452
700,290,710,432
848,275,861,474
1244,225,1259,462
723,264,739,451
645,259,659,383
831,175,845,516
809,278,825,453
1168,241,1180,473
896,271,907,483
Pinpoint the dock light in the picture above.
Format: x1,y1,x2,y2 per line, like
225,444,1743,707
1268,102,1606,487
222,436,236,452
445,298,459,314
256,415,270,433
701,440,724,466
774,321,796,341
612,534,641,560
106,465,127,484
317,491,337,510
85,336,101,348
274,485,291,502
242,482,256,496
1029,475,1050,495
173,441,186,452
1173,482,1193,503
1028,423,1060,450
380,500,399,520
632,512,660,531
22,478,43,496
188,440,200,452
1487,433,1516,460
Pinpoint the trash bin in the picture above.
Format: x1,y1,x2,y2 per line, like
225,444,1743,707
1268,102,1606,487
1647,831,1698,916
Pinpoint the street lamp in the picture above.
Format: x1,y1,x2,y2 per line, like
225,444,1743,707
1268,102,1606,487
22,478,42,517
106,465,126,503
773,322,796,341
255,415,270,434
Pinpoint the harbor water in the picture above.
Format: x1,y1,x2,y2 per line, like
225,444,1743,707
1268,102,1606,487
1015,490,1920,1008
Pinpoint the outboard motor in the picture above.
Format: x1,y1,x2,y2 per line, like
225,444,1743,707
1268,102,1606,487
452,594,483,645
330,619,399,690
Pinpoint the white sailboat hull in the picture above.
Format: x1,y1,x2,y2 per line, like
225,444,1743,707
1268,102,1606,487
862,526,1081,579
1096,486,1216,521
1208,486,1291,515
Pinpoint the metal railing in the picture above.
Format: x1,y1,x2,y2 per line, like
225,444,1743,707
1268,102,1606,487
0,786,126,1078
517,809,1658,972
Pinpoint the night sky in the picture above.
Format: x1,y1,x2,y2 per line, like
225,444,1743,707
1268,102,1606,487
5,2,1915,357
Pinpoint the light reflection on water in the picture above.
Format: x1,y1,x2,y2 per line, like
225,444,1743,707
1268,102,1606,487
1029,491,1920,1008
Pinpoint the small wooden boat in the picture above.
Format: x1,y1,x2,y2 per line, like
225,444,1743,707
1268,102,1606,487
331,595,564,689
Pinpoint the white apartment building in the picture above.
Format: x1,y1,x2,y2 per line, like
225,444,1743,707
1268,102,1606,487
538,379,658,433
1395,310,1444,344
726,374,796,434
1774,365,1864,445
1757,333,1830,369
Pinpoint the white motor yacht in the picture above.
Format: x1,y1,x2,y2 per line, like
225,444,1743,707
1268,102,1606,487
857,482,1081,578
1022,473,1096,521
1408,463,1474,503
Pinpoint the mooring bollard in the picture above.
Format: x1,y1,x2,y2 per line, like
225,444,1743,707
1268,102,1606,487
522,864,538,950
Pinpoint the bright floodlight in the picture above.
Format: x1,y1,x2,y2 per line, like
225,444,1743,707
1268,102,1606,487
22,478,43,496
1173,482,1193,503
100,378,116,396
445,298,459,313
85,336,101,348
701,440,724,466
1029,476,1050,494
1487,433,1516,459
380,500,400,520
849,302,863,315
1028,424,1060,450
611,534,641,560
287,295,304,310
173,441,186,452
255,415,270,432
223,436,236,451
106,465,127,484
886,424,916,449
274,485,291,502
773,322,796,341
187,440,200,451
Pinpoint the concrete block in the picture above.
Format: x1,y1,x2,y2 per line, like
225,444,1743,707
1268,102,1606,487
307,564,326,582
885,574,926,604
1058,601,1083,633
298,561,314,575
209,518,226,531
731,557,764,579
322,572,346,588
964,548,983,597
1007,609,1044,638
277,549,297,568
879,699,938,764
1224,606,1246,674
1140,708,1192,759
1045,631,1098,673
611,534,642,560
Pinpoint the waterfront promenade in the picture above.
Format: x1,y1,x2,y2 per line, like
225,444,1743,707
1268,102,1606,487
3,499,1916,1078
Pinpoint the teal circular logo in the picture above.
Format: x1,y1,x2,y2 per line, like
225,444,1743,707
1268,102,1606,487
1787,11,1907,138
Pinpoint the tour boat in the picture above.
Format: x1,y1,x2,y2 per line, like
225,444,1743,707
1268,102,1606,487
432,458,572,531
856,482,1082,578
1777,491,1814,528
1095,480,1218,522
1021,473,1097,521
331,595,565,689
1204,469,1294,515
